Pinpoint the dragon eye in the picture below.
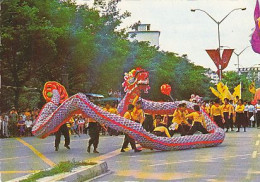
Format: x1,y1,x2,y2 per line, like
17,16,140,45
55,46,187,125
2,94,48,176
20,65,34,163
128,77,135,84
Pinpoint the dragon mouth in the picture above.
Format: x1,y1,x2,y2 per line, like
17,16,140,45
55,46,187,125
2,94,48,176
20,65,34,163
137,78,150,93
137,79,149,85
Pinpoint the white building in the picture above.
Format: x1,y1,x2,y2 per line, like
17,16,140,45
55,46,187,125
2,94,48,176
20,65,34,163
205,69,219,84
239,64,260,83
128,24,160,47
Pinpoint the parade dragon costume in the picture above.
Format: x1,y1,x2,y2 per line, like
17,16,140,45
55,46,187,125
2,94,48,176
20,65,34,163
32,68,225,151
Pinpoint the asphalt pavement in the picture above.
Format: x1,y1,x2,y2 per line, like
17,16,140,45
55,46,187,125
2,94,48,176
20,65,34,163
1,128,260,181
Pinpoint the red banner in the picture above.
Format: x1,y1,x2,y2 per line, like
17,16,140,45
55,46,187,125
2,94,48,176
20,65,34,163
206,49,234,78
205,49,221,68
221,49,234,69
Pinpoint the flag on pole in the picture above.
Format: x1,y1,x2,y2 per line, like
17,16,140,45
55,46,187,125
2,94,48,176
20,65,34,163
223,83,233,100
249,81,256,94
232,83,241,102
206,49,234,78
210,87,223,100
216,82,231,99
216,82,226,95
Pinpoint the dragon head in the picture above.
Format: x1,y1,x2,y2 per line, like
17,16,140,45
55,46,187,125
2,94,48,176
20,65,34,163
122,67,150,94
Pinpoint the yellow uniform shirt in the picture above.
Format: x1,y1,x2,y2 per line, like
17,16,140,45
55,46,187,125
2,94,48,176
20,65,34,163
172,109,190,126
210,105,222,116
221,104,231,117
205,106,210,114
124,111,132,120
153,120,158,128
185,112,207,128
153,126,171,138
235,105,245,113
131,95,145,124
103,107,110,112
109,108,118,115
153,120,167,128
222,104,231,113
132,108,145,124
183,109,189,117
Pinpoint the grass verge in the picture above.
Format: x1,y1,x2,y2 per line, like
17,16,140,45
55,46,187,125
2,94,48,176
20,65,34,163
21,160,96,182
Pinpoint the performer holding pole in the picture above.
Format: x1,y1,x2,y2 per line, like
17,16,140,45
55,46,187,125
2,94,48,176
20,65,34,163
55,123,70,151
152,122,171,138
121,104,141,153
170,104,191,136
186,105,209,135
132,96,145,125
87,118,102,153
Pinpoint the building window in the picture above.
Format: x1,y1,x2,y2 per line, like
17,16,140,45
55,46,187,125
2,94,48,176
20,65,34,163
147,25,150,31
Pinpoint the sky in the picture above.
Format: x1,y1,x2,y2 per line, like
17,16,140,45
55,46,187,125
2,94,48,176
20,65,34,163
76,0,260,72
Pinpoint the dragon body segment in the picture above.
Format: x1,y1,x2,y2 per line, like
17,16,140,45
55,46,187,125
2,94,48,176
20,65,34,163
32,69,225,151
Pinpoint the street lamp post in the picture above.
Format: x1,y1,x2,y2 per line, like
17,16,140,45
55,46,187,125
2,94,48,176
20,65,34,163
233,46,251,75
221,45,251,74
191,8,246,81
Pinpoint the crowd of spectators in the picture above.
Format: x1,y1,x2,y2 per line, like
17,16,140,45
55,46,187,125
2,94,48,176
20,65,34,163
0,107,40,138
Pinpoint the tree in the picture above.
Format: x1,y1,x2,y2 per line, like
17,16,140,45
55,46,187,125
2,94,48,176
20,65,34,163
222,71,253,101
0,0,214,111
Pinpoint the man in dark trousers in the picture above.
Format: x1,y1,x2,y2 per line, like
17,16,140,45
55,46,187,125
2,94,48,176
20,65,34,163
55,123,70,151
87,117,101,153
121,104,141,153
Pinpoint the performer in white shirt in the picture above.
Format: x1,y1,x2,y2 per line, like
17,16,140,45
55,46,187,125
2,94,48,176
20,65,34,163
248,103,256,127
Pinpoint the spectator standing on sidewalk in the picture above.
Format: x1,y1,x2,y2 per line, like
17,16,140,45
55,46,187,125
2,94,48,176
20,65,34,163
78,115,85,135
17,116,25,137
248,103,255,127
0,115,3,138
244,101,249,127
9,108,18,137
3,114,9,137
25,116,33,136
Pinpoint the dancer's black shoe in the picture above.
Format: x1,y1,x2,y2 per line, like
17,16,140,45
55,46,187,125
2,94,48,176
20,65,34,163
64,145,70,149
134,149,142,152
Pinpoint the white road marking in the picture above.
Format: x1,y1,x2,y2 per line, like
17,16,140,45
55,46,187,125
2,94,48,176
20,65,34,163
256,140,260,146
246,168,252,180
252,151,257,158
150,153,260,167
0,156,31,161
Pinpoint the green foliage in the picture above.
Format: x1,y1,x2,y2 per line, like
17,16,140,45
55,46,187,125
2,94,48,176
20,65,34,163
0,0,213,111
20,160,96,182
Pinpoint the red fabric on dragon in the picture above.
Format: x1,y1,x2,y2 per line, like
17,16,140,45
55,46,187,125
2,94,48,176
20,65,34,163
32,69,225,151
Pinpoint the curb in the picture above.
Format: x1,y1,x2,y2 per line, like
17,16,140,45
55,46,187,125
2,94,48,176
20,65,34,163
7,161,108,182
